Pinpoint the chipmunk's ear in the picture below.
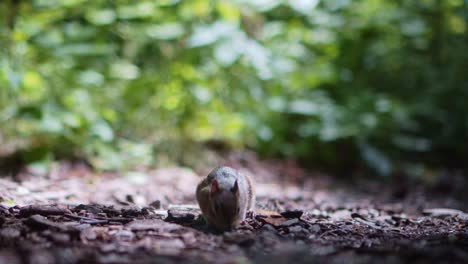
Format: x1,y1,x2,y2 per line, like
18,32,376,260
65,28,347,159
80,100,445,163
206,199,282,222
211,179,220,194
231,180,239,194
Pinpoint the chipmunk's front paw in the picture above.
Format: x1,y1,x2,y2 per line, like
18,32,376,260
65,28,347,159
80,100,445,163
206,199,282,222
246,210,255,219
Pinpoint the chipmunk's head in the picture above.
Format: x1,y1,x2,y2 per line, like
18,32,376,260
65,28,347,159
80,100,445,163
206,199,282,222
209,178,241,231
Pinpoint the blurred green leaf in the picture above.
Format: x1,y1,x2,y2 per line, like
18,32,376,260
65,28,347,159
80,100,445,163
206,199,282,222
85,9,116,25
146,23,185,40
91,120,114,142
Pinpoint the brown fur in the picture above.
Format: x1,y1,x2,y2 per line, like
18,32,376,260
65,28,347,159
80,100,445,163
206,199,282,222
196,166,255,231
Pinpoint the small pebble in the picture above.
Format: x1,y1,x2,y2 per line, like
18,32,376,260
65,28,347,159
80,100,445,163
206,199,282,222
280,210,303,219
280,218,300,227
261,224,277,232
149,200,161,209
310,224,321,232
288,225,303,233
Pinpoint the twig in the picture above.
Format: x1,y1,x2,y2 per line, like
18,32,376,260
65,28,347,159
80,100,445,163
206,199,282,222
64,213,133,224
25,214,79,234
19,205,72,217
63,214,108,225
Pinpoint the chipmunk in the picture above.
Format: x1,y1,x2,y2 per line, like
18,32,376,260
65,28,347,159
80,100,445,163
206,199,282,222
196,166,255,231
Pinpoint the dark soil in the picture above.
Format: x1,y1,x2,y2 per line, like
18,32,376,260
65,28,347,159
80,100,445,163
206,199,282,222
0,153,467,264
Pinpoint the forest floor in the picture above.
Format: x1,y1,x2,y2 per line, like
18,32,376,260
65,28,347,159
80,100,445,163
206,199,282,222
0,152,467,264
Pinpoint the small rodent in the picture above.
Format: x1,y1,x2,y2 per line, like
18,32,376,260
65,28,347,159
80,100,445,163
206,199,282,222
196,166,255,231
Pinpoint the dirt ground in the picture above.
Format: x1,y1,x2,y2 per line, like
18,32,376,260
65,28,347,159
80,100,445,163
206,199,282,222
0,153,467,264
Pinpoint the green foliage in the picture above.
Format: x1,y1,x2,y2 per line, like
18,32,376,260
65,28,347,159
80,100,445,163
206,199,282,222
0,0,467,176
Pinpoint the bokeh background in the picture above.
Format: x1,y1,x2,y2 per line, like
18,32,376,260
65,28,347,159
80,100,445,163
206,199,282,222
1,0,467,179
